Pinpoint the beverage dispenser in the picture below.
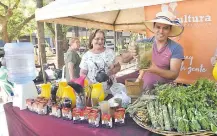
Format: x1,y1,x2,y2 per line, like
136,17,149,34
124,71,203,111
4,42,38,110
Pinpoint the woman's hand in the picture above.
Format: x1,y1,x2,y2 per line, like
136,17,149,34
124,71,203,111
108,63,121,76
108,64,116,76
135,69,147,82
135,78,141,82
109,64,115,70
147,63,159,73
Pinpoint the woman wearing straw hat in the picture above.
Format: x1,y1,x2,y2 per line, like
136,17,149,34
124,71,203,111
136,11,184,91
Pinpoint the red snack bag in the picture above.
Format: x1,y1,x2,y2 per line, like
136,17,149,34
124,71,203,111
50,104,62,118
102,113,112,128
114,108,125,125
72,108,84,123
88,108,100,128
62,107,72,120
83,107,92,122
26,99,35,111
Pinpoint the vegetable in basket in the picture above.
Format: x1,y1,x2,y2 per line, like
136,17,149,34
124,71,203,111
186,107,201,132
158,102,165,130
162,105,171,131
147,100,159,128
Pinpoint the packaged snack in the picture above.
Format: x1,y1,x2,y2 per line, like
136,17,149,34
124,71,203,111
62,107,72,120
47,99,55,113
88,108,100,128
114,108,125,126
50,104,62,118
26,99,35,111
101,113,113,128
35,96,45,102
62,98,72,108
62,98,73,120
37,102,48,115
83,107,92,122
72,108,84,124
32,101,40,113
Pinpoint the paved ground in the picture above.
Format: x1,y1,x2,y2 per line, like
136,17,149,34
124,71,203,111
0,102,9,136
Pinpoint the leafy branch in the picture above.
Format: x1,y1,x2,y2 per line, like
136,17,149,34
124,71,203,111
9,13,35,40
0,15,6,23
46,23,55,35
0,1,8,11
12,0,20,10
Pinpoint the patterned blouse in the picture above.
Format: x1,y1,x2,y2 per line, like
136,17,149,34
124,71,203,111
79,48,116,93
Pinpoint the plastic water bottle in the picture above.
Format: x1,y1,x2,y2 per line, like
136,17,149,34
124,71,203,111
4,42,36,84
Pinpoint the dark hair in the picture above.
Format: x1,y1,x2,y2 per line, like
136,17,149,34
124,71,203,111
88,29,105,49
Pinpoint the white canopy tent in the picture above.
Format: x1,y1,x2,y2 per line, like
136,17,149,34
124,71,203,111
35,0,184,33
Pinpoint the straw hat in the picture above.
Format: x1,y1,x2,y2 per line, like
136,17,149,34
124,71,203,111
144,11,184,37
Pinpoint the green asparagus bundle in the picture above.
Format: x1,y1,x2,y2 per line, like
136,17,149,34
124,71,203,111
147,100,159,128
207,110,217,126
154,100,160,129
126,98,148,116
158,102,165,130
172,103,178,130
186,107,201,132
206,112,217,134
195,110,210,130
129,79,217,134
154,100,159,116
210,123,217,134
162,105,172,131
167,103,174,128
181,105,190,133
175,102,185,133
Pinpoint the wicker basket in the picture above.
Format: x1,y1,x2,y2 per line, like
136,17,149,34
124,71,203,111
125,78,143,97
132,114,214,136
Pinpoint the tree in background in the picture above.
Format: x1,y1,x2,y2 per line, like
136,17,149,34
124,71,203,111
46,23,70,52
45,23,71,68
36,0,46,64
46,22,82,68
0,0,35,43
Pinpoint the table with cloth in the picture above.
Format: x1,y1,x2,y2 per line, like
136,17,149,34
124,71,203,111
3,103,159,136
3,71,158,136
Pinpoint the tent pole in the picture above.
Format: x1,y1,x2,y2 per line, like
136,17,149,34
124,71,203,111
114,31,117,52
54,23,60,69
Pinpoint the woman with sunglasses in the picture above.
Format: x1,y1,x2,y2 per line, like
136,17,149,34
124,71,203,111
79,29,136,93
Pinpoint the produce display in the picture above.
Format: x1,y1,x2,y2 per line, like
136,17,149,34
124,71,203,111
126,79,217,135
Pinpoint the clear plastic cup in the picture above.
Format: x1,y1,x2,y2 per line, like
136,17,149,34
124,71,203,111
99,101,110,114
